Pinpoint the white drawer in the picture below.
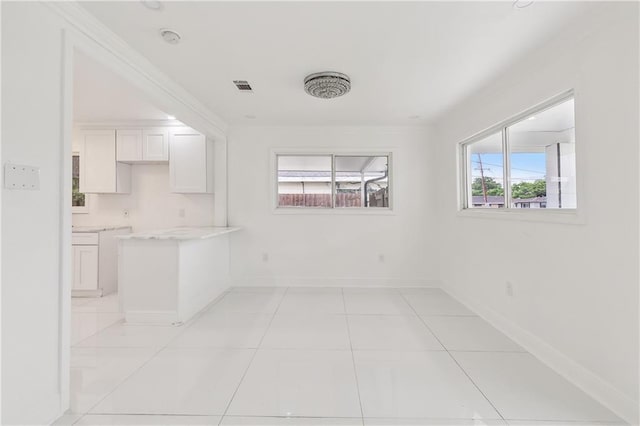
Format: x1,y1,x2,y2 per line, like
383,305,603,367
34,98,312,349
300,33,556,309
72,233,99,245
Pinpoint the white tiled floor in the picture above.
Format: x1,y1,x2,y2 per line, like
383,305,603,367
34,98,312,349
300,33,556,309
60,288,625,426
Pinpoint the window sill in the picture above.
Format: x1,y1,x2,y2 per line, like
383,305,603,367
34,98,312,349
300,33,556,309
456,208,585,225
273,207,395,216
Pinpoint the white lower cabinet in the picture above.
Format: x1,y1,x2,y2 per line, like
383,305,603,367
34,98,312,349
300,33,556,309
72,245,99,291
71,227,131,297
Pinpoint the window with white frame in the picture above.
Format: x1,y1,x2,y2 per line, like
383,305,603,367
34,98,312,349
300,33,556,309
72,152,89,214
461,93,576,210
276,154,390,209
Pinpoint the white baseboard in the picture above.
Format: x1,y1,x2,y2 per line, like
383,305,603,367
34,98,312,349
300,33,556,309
230,276,440,288
443,286,638,425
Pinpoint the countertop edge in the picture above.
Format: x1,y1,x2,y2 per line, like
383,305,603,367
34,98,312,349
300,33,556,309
117,227,241,241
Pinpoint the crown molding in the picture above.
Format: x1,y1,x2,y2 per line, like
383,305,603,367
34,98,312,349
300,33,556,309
46,1,228,140
74,119,185,129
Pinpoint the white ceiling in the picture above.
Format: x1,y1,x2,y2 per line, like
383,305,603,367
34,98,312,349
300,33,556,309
79,1,598,126
74,50,169,122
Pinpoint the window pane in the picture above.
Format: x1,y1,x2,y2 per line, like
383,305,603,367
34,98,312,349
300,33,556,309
466,132,505,208
277,155,332,207
508,98,576,209
72,155,86,207
334,155,389,208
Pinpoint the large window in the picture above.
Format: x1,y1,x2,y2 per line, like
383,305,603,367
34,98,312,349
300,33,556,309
277,154,390,209
462,93,576,211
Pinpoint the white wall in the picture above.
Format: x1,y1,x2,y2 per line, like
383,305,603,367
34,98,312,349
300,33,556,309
227,126,437,287
433,3,638,422
1,2,68,424
72,128,215,231
1,3,223,424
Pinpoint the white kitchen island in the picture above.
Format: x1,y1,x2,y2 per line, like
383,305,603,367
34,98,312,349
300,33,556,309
117,227,240,325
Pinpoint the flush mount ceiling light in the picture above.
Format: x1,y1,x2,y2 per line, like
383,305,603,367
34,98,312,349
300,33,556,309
513,0,534,9
159,29,181,44
304,72,351,99
142,0,162,11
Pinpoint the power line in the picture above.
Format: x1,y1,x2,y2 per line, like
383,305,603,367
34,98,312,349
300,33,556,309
470,159,545,175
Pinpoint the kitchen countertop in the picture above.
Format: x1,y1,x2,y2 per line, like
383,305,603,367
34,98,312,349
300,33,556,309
72,225,132,233
117,226,240,241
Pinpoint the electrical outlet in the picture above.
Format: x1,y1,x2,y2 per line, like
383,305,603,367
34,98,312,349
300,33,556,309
262,253,269,262
505,281,514,297
123,209,130,218
178,208,186,218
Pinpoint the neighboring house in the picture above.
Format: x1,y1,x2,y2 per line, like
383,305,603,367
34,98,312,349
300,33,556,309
513,196,547,208
471,195,505,208
471,195,548,208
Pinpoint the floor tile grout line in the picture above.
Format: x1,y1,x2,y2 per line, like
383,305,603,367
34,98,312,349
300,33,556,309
71,288,284,424
78,342,171,420
71,290,226,349
342,288,366,425
217,287,291,425
169,290,235,334
72,291,234,421
70,315,124,347
399,291,507,422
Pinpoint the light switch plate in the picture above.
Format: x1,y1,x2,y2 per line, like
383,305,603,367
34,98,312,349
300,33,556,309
4,163,40,190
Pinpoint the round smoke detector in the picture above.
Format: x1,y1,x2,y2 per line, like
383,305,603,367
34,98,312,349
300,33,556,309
304,72,351,99
160,29,181,44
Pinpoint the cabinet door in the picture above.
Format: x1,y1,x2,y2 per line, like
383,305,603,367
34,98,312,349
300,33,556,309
73,245,99,290
169,128,208,193
81,130,117,193
143,128,169,161
116,129,143,162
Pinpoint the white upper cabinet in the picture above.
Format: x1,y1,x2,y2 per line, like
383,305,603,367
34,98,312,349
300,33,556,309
80,129,131,193
79,126,212,194
116,128,168,163
169,127,214,193
116,129,143,162
143,128,169,161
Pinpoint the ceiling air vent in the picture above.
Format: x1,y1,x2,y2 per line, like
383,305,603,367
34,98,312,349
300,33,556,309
233,80,253,92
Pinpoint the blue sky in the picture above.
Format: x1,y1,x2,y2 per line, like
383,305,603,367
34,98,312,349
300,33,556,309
470,153,546,185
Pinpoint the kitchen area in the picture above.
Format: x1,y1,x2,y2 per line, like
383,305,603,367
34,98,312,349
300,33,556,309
71,50,235,346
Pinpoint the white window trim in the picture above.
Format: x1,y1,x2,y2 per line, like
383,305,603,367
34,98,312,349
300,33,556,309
72,151,90,214
271,148,395,215
457,90,586,225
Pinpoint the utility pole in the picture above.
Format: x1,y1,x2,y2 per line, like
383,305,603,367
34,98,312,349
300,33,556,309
477,153,488,204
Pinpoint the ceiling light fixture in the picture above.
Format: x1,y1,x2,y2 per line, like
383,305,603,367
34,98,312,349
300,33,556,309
159,29,181,44
142,0,162,11
512,0,534,9
304,72,351,99
166,115,176,120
